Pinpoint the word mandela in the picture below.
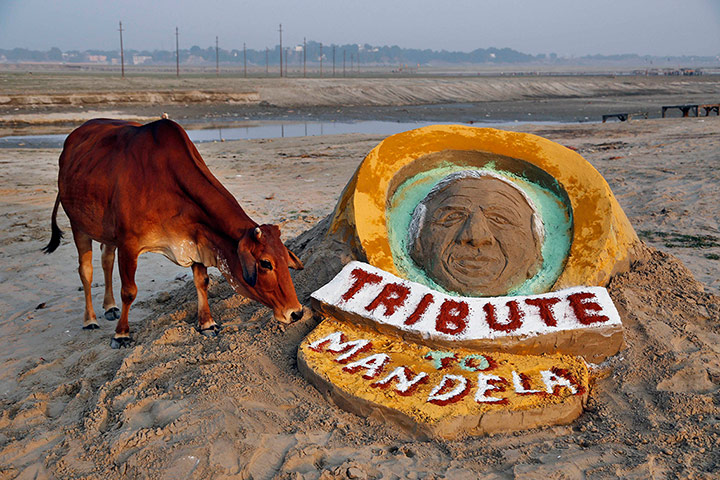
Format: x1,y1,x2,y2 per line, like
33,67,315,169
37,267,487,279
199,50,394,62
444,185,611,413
299,318,589,438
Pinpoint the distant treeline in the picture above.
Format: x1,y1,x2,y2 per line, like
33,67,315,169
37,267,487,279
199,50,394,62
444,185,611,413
0,43,715,66
0,42,534,65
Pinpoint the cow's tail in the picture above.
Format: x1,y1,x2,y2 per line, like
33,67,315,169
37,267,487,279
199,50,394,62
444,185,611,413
42,194,63,254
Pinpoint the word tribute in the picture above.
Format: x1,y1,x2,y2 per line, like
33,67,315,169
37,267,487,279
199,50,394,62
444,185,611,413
312,261,623,362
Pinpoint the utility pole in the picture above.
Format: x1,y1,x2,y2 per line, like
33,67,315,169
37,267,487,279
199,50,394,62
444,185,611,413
243,42,247,77
175,26,179,77
278,23,283,77
215,36,219,77
118,21,125,78
284,48,288,77
319,42,323,77
350,53,353,75
265,47,269,75
343,50,346,77
303,37,306,78
332,45,336,77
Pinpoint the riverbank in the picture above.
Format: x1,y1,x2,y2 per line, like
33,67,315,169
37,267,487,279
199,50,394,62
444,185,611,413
2,73,720,136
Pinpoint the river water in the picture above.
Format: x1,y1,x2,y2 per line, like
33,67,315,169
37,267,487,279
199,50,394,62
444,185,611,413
0,119,569,149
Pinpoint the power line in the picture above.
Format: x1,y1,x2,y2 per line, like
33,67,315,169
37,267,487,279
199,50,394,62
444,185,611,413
278,23,283,77
118,21,124,79
175,26,179,77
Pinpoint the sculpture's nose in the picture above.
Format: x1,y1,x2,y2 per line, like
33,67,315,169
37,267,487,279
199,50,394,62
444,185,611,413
457,212,494,247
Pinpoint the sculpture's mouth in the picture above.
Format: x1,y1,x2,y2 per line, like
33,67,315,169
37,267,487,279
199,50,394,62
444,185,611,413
453,256,491,270
452,259,505,279
447,248,505,275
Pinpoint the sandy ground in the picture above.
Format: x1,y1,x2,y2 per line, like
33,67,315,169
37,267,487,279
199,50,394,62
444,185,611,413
1,103,719,477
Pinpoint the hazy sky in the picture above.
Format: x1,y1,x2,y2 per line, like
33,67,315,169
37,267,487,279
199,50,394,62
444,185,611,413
1,0,719,57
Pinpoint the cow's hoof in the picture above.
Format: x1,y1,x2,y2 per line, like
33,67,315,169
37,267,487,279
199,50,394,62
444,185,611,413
199,325,219,337
110,336,132,349
104,307,121,321
83,322,100,330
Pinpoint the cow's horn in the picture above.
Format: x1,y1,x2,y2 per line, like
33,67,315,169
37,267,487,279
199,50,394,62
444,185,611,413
254,227,262,240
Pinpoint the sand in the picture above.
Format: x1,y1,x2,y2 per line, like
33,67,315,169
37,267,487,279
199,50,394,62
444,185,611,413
1,86,719,477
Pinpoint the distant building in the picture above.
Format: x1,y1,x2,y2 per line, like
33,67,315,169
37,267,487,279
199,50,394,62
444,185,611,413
680,68,701,76
132,55,152,65
87,55,107,63
185,55,205,65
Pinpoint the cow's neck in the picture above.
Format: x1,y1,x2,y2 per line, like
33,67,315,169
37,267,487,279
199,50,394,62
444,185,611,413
183,169,257,240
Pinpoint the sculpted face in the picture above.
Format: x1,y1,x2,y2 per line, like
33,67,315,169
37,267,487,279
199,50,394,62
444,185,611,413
410,175,543,296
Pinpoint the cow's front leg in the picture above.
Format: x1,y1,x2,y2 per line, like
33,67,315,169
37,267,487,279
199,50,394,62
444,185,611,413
111,247,138,349
100,244,120,321
192,262,218,337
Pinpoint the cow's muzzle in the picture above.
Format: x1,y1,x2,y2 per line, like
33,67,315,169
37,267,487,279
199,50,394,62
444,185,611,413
276,306,308,324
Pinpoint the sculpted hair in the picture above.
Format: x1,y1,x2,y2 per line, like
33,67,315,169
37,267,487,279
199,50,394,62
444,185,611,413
406,170,545,253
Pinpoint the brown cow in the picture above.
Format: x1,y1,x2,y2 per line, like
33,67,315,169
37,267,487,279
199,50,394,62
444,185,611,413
43,118,305,348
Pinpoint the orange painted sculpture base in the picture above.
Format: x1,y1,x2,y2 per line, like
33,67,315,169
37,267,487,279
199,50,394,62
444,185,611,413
299,318,589,439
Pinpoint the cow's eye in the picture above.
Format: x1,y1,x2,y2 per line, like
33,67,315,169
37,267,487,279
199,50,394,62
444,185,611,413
259,259,273,270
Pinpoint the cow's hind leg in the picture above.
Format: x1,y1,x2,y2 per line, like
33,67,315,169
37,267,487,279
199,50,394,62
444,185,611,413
72,229,99,330
111,247,138,349
100,244,120,320
192,263,218,337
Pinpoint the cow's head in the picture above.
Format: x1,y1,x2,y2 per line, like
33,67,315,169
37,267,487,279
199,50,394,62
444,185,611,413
236,224,305,323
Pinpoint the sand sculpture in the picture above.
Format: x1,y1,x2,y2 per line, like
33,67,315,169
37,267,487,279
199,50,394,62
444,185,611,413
299,125,641,438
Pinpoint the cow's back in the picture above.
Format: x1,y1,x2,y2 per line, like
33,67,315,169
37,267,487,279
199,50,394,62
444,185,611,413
58,119,208,245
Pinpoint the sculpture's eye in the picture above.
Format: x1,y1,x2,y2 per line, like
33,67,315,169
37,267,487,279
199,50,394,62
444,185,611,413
436,210,467,227
486,212,512,226
259,259,273,270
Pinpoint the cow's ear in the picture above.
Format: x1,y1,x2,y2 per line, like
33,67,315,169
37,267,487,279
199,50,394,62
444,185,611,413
287,248,304,270
239,249,257,287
